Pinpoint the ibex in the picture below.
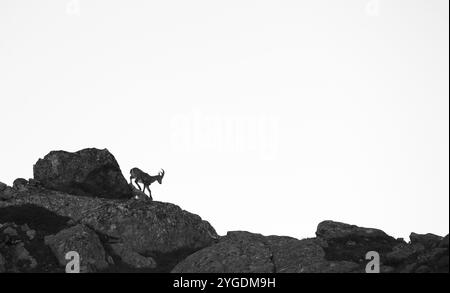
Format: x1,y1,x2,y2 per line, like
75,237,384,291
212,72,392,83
130,168,165,198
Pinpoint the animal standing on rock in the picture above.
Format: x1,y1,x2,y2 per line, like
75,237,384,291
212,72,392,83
130,168,165,199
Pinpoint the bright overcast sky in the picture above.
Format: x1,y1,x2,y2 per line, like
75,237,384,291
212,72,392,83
0,0,448,240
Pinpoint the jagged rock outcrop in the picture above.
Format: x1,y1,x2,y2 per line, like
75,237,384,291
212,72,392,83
0,186,218,272
171,221,449,273
171,231,361,273
33,148,132,199
409,232,443,249
1,148,448,273
316,220,402,264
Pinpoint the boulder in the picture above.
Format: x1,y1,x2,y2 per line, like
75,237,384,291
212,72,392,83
385,243,424,265
172,231,275,273
172,231,360,273
44,224,109,273
109,243,157,270
14,243,38,269
13,178,28,191
316,221,400,263
266,236,360,273
0,187,14,201
0,222,63,273
2,190,218,272
33,148,132,199
3,226,18,237
416,247,448,271
410,233,443,249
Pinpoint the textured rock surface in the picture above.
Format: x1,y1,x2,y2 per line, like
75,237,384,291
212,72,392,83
109,243,157,270
44,224,109,273
172,221,449,273
33,148,132,199
12,178,28,191
0,186,14,201
172,231,361,273
0,187,218,272
316,220,401,264
173,231,274,273
1,148,448,273
409,233,443,249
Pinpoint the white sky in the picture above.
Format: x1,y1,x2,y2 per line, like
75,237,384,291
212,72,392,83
0,0,448,240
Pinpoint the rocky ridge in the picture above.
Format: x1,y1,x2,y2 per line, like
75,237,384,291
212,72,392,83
0,148,448,273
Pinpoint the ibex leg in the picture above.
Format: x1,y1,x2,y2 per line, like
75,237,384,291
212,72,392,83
134,180,142,191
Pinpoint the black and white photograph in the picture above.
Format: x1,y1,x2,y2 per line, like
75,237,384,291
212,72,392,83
0,0,448,289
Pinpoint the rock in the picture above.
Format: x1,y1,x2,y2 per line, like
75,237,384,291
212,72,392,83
0,253,5,272
417,248,448,265
172,231,274,273
0,182,7,192
172,231,361,273
410,233,443,249
0,187,15,201
130,183,153,201
27,178,41,187
33,148,132,199
26,230,36,240
44,224,109,273
0,221,66,273
317,220,393,241
2,190,218,272
266,236,360,273
380,265,395,273
439,234,449,248
13,178,28,191
109,243,157,270
316,221,400,263
266,236,319,273
385,243,424,265
3,226,18,237
415,265,431,273
14,243,38,269
400,263,417,273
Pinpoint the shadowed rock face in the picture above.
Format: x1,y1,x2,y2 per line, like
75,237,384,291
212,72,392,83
33,148,132,199
44,224,110,273
0,187,218,272
0,210,70,273
0,185,448,273
1,148,448,273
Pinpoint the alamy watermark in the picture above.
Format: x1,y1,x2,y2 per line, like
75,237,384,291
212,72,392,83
65,251,80,273
365,251,380,273
170,109,279,160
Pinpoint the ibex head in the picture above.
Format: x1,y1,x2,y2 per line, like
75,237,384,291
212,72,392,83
157,169,165,184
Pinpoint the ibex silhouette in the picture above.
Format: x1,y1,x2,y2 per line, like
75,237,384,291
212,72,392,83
130,168,165,198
